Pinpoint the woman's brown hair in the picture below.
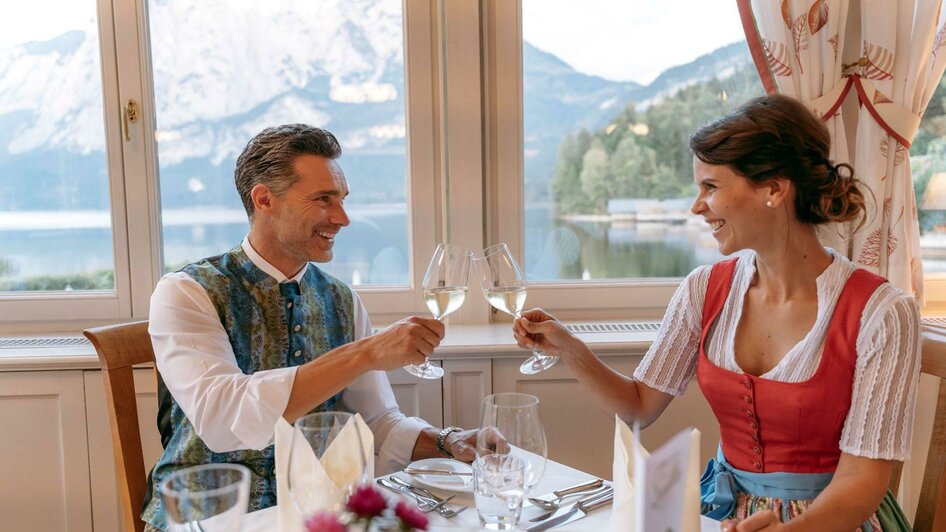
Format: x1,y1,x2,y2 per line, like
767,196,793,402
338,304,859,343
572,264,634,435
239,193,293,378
689,94,866,228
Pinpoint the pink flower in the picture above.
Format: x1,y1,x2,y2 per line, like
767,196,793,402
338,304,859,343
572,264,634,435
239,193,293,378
304,512,346,532
345,485,388,518
395,500,429,531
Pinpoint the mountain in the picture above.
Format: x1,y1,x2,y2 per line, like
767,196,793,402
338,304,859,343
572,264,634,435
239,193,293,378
522,42,641,192
0,3,751,211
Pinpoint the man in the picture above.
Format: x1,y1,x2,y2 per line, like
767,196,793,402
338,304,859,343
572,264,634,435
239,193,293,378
143,124,477,530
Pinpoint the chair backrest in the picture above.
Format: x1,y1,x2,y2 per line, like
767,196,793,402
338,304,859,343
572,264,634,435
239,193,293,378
891,327,946,532
84,321,153,532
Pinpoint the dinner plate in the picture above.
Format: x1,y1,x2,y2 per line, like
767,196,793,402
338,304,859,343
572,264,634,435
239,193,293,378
403,457,474,493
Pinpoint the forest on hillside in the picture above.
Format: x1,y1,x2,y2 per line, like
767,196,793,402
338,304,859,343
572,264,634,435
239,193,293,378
549,62,764,215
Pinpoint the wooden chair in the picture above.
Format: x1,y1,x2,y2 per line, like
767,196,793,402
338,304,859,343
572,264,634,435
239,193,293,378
84,321,153,532
889,326,946,532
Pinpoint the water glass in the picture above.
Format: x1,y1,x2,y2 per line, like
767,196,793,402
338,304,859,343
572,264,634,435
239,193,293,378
288,411,368,516
160,463,251,532
477,392,547,493
473,453,527,530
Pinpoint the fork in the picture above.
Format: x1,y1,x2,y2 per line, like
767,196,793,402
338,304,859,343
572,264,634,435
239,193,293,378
387,476,466,518
377,478,447,512
527,478,604,511
527,485,612,523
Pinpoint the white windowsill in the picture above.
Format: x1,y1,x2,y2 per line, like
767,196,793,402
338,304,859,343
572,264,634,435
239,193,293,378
0,321,657,371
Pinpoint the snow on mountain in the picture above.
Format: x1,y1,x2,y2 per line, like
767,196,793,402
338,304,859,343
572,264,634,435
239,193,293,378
0,0,404,162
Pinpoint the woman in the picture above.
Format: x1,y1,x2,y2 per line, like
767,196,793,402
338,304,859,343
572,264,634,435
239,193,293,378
514,94,920,531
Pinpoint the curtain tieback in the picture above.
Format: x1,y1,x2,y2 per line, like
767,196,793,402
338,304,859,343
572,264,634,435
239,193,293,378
810,71,921,149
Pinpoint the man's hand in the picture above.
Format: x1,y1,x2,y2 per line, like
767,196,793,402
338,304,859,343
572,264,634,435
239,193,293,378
443,428,509,463
358,316,445,371
443,429,478,462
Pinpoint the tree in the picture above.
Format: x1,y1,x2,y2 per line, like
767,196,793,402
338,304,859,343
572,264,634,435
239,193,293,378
550,129,594,214
579,139,610,213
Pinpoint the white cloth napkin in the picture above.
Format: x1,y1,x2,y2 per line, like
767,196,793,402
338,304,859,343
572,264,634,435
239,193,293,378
275,413,375,532
611,415,701,532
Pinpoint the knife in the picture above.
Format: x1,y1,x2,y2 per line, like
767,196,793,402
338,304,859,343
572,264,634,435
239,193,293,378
526,487,613,531
403,467,473,476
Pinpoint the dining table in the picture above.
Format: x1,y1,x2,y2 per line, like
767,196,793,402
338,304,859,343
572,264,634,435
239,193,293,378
241,456,722,531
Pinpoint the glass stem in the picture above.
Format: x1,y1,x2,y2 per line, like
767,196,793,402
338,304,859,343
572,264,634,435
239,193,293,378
515,312,546,360
419,316,444,368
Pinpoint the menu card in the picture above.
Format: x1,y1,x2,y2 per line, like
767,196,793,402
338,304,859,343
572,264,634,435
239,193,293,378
612,416,701,532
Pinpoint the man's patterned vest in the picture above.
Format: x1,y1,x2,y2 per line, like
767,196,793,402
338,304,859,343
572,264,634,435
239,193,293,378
142,245,355,529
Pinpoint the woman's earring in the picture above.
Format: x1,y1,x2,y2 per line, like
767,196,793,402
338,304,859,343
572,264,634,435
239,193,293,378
766,200,774,208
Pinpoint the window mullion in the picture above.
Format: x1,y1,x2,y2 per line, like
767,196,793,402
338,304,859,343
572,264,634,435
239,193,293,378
111,0,162,319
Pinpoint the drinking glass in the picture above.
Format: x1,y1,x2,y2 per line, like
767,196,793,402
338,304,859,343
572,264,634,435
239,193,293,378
287,411,368,516
474,243,559,374
472,453,527,530
476,393,547,502
406,243,473,379
159,463,251,532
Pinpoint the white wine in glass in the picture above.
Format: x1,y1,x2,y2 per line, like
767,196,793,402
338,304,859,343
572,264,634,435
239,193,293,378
475,244,559,374
406,243,473,379
424,285,468,319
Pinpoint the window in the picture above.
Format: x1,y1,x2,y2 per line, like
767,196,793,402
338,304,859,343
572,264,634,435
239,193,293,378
519,0,762,283
914,74,946,274
487,1,762,316
147,0,413,287
1,0,437,327
0,2,116,292
5,0,945,329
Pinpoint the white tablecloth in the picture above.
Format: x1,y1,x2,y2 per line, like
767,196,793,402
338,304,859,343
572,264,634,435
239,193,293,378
242,457,721,531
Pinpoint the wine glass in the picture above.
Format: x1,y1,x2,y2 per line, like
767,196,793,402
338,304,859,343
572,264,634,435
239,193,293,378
405,243,472,379
474,243,559,374
159,463,251,532
287,411,368,516
476,393,547,513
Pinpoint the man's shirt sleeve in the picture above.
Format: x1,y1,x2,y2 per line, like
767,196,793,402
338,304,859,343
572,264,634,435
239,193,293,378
338,291,431,474
149,272,297,452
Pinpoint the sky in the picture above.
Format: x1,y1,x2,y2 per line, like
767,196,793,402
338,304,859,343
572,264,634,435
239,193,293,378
0,2,96,48
523,0,748,84
1,0,748,85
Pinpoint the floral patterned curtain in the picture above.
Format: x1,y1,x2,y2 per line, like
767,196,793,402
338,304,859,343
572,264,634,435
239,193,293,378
738,0,946,298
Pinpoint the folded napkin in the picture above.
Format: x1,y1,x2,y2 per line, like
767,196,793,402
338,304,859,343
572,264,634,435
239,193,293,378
611,415,700,532
275,413,375,532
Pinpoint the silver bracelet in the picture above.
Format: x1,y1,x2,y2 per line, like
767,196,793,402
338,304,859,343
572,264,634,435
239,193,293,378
437,426,462,458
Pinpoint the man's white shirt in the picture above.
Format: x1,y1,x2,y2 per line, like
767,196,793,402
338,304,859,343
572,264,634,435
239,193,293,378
149,237,429,473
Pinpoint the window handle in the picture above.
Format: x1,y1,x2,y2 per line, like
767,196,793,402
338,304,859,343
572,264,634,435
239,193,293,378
122,99,139,141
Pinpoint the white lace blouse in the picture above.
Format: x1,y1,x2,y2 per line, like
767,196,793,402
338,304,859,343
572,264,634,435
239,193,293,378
633,249,921,460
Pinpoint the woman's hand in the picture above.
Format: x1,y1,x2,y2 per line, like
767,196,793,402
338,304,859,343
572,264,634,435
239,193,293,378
513,308,579,358
721,511,788,532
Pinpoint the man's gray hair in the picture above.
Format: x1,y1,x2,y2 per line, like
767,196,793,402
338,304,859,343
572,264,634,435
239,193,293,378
234,124,342,220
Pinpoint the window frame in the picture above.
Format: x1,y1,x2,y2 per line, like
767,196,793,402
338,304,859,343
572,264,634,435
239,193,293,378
0,0,138,327
484,0,946,320
4,0,945,332
484,0,681,320
1,0,446,330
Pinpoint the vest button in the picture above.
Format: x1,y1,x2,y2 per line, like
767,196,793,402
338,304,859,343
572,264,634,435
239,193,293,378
753,446,761,455
745,409,754,418
743,378,751,389
294,350,302,358
743,395,753,404
293,324,301,332
750,421,759,430
287,301,293,309
753,461,762,470
752,433,760,442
